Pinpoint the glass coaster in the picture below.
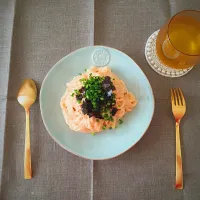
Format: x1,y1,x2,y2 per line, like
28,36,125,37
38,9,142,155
145,30,193,78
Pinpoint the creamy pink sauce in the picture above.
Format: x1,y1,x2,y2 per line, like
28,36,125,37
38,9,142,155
60,66,137,133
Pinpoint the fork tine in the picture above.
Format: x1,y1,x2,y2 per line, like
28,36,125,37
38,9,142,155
176,88,183,106
172,88,178,105
175,89,179,105
175,88,181,105
171,89,174,104
178,88,186,106
171,89,176,105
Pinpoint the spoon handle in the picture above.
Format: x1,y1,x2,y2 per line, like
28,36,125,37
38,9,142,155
24,109,32,179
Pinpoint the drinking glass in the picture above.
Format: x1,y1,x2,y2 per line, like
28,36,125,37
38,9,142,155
156,10,200,69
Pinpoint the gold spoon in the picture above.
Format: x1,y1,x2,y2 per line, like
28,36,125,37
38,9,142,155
17,79,37,179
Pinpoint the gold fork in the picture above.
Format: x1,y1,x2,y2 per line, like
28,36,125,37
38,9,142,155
171,88,186,190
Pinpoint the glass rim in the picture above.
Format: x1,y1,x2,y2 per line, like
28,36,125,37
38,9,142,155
167,9,200,57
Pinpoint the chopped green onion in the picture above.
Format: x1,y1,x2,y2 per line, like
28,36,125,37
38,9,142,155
71,93,75,97
74,89,79,94
76,74,117,122
80,78,86,82
109,127,112,130
119,119,123,124
102,125,106,130
110,117,114,122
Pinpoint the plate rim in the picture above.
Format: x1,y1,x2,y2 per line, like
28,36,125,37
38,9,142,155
40,45,155,160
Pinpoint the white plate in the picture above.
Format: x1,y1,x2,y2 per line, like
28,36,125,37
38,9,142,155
40,46,155,160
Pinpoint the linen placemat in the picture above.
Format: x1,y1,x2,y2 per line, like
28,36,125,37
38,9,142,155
1,0,200,200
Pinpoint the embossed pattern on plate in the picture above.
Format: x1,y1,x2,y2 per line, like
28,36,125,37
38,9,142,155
145,30,193,78
93,48,110,66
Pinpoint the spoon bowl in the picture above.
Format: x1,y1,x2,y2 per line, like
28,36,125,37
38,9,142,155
17,79,37,109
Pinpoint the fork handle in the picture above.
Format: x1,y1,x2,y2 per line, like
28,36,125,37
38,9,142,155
175,121,183,189
24,109,32,179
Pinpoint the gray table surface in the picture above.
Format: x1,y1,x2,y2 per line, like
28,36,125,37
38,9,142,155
1,0,200,200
